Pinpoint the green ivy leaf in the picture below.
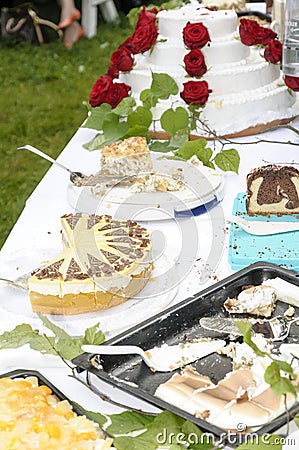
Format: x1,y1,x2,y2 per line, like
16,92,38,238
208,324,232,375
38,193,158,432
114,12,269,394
83,133,107,151
236,321,268,357
84,323,105,345
106,411,155,436
160,107,189,135
169,131,189,149
82,104,113,130
127,106,153,129
124,125,151,139
149,141,173,153
214,149,240,173
175,139,212,166
113,97,136,116
181,420,215,449
264,362,297,396
151,73,179,99
0,324,37,349
102,114,130,140
140,89,158,108
72,403,107,429
29,334,57,355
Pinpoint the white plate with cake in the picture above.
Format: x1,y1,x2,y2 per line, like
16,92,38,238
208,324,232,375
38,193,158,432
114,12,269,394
67,137,225,220
0,213,179,338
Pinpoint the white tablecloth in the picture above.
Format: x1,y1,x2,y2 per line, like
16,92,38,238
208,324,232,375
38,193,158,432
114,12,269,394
0,118,299,443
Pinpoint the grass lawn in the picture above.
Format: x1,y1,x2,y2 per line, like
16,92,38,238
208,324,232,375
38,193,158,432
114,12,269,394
0,14,133,249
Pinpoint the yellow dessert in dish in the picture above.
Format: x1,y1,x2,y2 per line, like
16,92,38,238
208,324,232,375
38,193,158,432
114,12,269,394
0,376,113,450
28,214,152,315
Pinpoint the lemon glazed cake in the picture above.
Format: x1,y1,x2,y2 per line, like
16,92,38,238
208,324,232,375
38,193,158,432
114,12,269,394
100,136,153,177
28,213,152,315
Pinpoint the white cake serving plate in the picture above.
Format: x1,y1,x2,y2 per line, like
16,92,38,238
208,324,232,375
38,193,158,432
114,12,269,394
67,152,225,221
0,241,178,338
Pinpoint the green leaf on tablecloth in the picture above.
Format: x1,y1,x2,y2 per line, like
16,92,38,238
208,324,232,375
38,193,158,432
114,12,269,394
0,324,37,349
83,103,113,130
160,107,189,136
72,403,108,428
0,315,105,361
113,97,136,116
83,133,107,151
113,411,186,449
175,139,212,166
106,411,155,436
29,334,57,355
214,148,240,173
84,323,105,345
181,420,215,450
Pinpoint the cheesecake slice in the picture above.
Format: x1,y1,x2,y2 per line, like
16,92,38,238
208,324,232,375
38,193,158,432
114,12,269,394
100,136,153,176
28,214,152,315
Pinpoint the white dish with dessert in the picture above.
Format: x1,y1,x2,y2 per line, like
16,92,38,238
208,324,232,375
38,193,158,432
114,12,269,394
67,150,224,220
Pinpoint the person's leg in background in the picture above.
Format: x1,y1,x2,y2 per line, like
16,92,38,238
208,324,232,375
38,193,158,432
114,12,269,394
57,0,83,47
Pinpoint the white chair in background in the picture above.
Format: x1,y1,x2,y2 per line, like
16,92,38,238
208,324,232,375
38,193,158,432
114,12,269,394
82,0,119,38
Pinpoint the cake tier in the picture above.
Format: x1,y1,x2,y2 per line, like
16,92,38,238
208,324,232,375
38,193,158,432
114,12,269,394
122,53,280,96
157,6,238,41
138,37,250,69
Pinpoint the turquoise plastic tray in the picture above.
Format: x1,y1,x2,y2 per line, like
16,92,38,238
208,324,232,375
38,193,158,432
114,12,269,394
228,192,299,272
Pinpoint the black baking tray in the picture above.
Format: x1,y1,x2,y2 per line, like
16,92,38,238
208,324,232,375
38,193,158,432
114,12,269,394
0,369,94,419
73,262,299,445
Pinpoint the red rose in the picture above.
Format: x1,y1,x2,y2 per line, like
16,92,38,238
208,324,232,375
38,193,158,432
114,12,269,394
285,75,299,92
184,49,207,77
110,46,134,74
264,39,282,63
89,74,113,107
239,18,277,46
136,5,158,27
105,81,131,108
180,80,211,105
131,22,158,54
119,35,133,52
183,22,211,50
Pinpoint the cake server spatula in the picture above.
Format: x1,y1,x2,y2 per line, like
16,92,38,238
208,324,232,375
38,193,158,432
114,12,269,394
17,145,124,186
82,339,225,372
228,215,299,235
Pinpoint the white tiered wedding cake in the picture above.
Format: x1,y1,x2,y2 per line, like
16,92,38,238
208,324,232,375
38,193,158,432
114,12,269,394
119,3,298,136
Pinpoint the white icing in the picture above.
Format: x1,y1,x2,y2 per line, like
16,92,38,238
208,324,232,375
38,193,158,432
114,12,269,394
263,278,299,308
119,4,299,135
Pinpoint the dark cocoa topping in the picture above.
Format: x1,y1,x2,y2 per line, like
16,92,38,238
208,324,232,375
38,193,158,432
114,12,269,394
101,250,120,264
87,214,103,229
87,254,113,277
34,259,64,280
65,258,90,281
63,213,82,230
